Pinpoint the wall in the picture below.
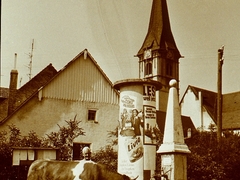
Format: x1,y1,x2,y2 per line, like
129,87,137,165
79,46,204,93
0,95,119,152
181,88,214,131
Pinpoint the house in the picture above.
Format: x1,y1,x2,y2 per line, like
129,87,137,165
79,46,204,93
0,49,120,153
0,87,9,103
180,85,217,131
0,64,58,121
180,85,240,132
157,111,196,138
222,91,240,131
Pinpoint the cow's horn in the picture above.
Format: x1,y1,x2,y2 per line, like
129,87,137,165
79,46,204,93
131,175,139,180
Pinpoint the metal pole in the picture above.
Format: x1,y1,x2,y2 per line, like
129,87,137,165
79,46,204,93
217,46,224,143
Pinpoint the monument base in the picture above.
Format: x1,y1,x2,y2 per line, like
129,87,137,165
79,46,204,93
161,154,188,180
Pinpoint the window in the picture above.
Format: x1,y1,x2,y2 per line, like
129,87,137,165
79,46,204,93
145,61,152,76
166,62,173,76
73,143,91,160
88,109,97,122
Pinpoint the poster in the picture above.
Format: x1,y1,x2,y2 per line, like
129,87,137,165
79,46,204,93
118,93,144,180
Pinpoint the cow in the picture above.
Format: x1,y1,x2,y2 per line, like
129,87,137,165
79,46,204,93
27,159,138,180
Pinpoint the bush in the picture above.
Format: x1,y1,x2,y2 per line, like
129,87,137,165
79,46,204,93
185,131,240,180
0,116,85,179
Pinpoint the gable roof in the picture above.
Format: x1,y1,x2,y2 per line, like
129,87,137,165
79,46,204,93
181,85,240,130
0,64,57,122
40,49,119,102
0,87,9,100
137,0,180,58
181,85,217,123
57,49,114,89
16,63,58,100
0,87,9,97
0,49,119,125
222,91,240,130
156,111,196,137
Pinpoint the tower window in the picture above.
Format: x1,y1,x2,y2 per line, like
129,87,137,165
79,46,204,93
145,61,152,76
166,62,173,76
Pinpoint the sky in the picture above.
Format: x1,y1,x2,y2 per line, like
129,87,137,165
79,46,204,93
1,0,240,98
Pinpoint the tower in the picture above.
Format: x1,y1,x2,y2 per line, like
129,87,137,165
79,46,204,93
136,0,181,112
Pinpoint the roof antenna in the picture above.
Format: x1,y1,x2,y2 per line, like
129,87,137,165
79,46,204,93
27,39,34,80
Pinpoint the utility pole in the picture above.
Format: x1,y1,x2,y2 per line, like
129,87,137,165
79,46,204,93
217,46,224,144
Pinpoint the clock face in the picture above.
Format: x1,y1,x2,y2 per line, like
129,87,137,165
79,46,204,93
144,49,152,59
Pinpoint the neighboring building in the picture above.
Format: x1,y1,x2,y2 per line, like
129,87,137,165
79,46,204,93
0,87,9,103
222,91,240,131
0,49,120,152
180,85,240,132
180,86,217,131
157,111,196,138
0,64,58,121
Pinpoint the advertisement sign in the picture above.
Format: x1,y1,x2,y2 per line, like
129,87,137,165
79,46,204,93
143,84,158,145
143,105,157,145
118,92,144,180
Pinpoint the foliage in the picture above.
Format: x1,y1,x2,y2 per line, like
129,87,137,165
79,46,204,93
2,119,240,180
94,126,163,173
92,144,118,172
185,130,240,180
0,116,85,179
45,115,85,160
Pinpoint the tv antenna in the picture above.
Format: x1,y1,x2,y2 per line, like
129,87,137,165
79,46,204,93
27,39,34,80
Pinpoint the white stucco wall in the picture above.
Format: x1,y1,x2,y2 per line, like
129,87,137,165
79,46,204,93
181,88,214,131
0,96,119,152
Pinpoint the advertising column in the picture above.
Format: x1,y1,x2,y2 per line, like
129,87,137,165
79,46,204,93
114,79,161,180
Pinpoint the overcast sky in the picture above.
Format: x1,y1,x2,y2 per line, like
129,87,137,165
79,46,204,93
1,0,240,97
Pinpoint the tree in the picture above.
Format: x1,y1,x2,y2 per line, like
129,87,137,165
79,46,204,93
185,130,240,180
45,115,85,160
0,116,85,179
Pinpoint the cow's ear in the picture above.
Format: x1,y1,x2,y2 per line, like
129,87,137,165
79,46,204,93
122,174,130,180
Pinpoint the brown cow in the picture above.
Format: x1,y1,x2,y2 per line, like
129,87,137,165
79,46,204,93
27,159,138,180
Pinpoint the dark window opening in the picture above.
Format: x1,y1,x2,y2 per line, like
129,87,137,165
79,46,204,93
88,110,96,121
73,143,91,160
166,63,173,76
145,62,152,76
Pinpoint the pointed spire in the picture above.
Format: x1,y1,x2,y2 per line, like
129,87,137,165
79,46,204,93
157,79,190,153
137,0,180,58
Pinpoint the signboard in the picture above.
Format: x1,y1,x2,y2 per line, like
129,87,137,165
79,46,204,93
143,105,157,145
118,92,144,180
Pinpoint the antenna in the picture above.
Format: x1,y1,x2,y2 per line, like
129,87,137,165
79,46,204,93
27,39,34,80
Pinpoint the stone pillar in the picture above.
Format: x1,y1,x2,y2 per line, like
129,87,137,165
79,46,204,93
157,79,190,180
114,79,161,180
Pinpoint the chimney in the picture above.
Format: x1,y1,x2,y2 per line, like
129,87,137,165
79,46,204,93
8,53,18,115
